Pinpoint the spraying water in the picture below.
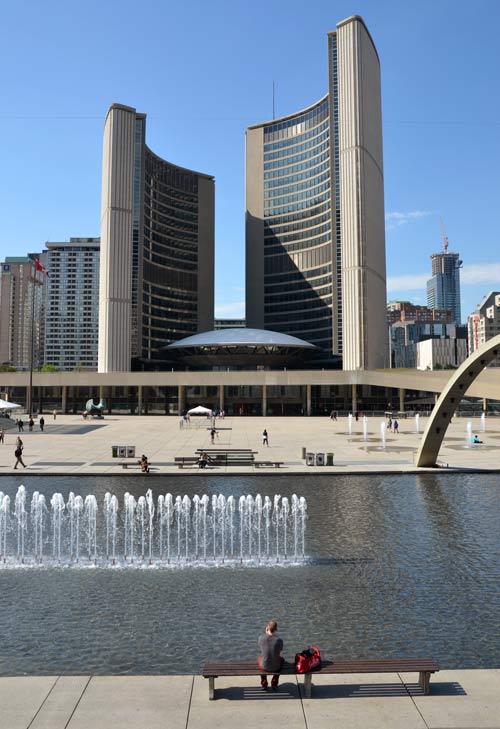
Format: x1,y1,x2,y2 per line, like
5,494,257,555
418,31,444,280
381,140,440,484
0,487,308,567
362,416,368,442
415,413,420,434
481,412,486,433
380,422,386,449
466,421,472,447
348,413,353,436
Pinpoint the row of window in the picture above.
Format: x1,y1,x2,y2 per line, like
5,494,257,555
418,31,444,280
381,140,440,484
263,114,329,152
265,171,330,201
264,231,331,256
265,181,330,211
264,193,330,218
265,211,331,238
264,150,330,182
263,101,329,142
265,284,332,305
264,133,329,166
265,294,332,314
263,201,330,227
264,159,330,191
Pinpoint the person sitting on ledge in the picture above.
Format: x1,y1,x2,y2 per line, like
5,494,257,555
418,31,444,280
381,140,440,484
139,454,150,473
198,452,209,469
472,434,483,444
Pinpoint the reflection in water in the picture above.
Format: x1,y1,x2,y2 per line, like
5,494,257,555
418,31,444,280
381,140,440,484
0,473,499,675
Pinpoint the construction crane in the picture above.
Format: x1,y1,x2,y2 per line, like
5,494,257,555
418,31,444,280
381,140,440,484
440,216,449,252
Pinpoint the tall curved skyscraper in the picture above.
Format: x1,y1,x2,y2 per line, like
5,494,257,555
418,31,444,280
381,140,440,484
99,104,214,372
246,16,387,369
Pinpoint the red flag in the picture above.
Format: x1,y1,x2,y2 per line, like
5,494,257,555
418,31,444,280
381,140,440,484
35,258,49,277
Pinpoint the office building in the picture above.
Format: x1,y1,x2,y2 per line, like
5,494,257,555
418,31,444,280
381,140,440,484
43,238,100,371
0,257,44,370
98,103,215,372
387,301,452,325
468,291,500,357
246,15,387,370
426,248,462,324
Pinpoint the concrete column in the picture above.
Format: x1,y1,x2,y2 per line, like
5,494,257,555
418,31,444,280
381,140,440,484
262,384,267,416
306,384,311,416
137,385,143,416
62,386,67,414
399,388,405,413
178,385,185,415
219,384,224,412
351,384,357,413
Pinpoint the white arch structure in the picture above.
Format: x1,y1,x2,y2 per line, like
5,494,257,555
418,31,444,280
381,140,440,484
415,333,500,467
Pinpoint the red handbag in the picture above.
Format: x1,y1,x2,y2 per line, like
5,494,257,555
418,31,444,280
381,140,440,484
294,645,321,673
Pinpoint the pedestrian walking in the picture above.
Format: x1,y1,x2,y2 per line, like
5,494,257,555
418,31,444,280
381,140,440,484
0,428,4,444
28,417,34,432
14,444,26,469
262,429,269,446
17,419,24,432
393,419,399,434
39,416,45,432
16,436,23,449
210,427,217,444
53,409,57,420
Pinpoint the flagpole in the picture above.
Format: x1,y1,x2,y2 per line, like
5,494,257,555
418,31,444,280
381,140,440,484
27,266,37,418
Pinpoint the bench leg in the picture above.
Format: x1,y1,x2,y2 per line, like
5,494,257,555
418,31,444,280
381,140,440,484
303,673,312,698
419,671,430,694
208,676,215,700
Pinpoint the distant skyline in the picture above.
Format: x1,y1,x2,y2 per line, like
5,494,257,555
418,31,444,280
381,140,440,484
1,0,499,322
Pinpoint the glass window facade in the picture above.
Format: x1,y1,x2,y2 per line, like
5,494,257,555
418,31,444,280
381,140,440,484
262,97,334,352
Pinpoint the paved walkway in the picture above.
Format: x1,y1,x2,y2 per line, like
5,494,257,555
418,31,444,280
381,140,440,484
2,670,500,728
0,413,498,475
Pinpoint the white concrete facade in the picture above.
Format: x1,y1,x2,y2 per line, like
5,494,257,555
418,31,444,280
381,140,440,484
98,104,136,372
336,17,387,370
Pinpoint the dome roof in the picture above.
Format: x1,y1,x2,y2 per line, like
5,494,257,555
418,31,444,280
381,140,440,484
166,328,317,350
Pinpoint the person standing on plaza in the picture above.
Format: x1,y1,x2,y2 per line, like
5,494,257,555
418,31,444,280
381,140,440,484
28,417,34,432
262,429,269,446
39,416,45,432
14,443,26,469
393,419,399,434
18,419,24,432
210,427,217,444
257,620,284,690
53,409,57,420
0,428,4,444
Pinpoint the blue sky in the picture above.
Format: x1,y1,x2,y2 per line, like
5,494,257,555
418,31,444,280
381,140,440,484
1,0,499,321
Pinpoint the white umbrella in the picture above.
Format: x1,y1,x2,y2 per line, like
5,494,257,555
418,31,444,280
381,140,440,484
187,405,213,415
0,398,22,411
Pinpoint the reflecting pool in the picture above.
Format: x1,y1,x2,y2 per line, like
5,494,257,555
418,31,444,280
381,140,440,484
0,472,498,674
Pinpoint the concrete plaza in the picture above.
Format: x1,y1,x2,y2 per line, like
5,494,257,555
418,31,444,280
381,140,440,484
2,670,500,729
0,412,498,475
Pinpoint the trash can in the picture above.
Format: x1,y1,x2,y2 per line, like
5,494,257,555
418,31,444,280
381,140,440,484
118,446,127,458
111,445,118,458
126,446,136,458
302,446,307,459
315,452,325,466
306,452,315,466
326,452,334,466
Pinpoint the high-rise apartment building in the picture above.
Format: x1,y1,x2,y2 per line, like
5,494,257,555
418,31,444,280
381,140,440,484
468,291,500,356
245,15,387,370
0,257,44,370
43,238,100,371
426,248,462,324
98,104,215,372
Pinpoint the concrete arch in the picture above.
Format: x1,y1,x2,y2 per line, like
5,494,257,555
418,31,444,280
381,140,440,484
415,333,500,467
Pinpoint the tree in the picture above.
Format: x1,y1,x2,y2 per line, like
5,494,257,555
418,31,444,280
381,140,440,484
39,364,60,373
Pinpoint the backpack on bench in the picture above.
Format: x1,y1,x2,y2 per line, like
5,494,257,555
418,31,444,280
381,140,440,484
294,645,321,673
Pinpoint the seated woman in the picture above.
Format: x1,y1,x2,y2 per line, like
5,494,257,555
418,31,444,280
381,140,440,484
139,454,150,472
472,434,483,444
198,452,209,468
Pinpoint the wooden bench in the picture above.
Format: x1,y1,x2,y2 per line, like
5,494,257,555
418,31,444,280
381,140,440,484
202,657,439,700
254,461,284,468
174,456,200,468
